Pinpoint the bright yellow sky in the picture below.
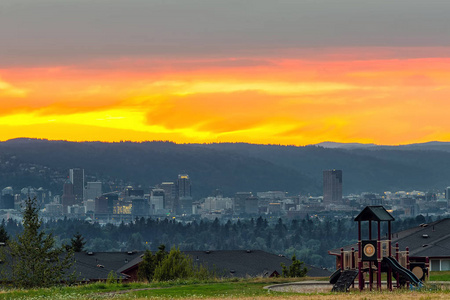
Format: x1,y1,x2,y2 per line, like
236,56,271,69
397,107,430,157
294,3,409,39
2,49,450,145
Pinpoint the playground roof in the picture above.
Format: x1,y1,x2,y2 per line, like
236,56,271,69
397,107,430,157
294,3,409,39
354,206,395,222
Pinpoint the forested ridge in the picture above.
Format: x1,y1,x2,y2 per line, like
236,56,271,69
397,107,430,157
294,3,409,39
1,215,433,269
2,139,450,197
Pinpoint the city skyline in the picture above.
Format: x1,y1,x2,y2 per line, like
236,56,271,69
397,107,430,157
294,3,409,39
2,1,450,146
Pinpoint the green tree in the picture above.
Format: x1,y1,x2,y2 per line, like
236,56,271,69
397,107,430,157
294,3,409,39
153,246,211,281
1,197,74,288
70,232,86,252
281,254,308,278
137,250,156,282
0,223,9,244
153,247,192,281
154,244,168,264
137,244,168,282
127,232,144,250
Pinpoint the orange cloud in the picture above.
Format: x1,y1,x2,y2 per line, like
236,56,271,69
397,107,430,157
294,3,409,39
2,49,450,145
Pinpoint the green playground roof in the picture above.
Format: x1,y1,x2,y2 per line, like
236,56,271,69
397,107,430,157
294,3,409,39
354,206,395,222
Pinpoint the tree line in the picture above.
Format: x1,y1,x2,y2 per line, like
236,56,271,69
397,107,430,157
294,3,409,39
0,197,309,288
1,213,434,269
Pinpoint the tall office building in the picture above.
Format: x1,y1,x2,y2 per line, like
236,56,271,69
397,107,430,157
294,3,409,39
84,182,102,202
159,182,176,211
69,168,84,205
245,196,259,214
175,174,191,215
95,193,117,214
150,189,165,214
177,174,191,198
323,169,343,205
62,179,76,213
234,192,253,215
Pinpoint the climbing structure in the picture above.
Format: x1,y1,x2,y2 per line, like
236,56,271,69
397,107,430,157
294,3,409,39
330,206,423,291
355,206,395,291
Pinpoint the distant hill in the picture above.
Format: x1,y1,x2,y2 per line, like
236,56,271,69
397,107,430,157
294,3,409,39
314,142,378,149
0,139,316,197
1,139,450,197
314,141,450,152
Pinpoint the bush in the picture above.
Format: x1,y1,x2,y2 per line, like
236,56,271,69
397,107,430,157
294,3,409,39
153,246,215,281
106,270,119,285
281,254,308,278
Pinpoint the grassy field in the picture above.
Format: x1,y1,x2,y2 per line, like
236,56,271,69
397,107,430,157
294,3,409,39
430,271,450,281
1,276,450,299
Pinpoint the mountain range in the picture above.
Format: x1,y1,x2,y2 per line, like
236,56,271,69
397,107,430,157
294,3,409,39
1,138,450,197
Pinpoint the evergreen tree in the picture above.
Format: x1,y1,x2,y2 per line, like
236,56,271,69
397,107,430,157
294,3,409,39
155,244,167,263
70,232,86,252
1,197,74,288
127,232,144,250
0,223,9,244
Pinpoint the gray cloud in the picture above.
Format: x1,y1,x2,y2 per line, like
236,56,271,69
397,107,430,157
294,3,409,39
1,0,450,66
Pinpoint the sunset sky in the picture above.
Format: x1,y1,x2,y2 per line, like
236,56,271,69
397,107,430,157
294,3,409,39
2,0,450,145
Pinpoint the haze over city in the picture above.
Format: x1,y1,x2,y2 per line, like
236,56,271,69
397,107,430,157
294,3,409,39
2,1,450,145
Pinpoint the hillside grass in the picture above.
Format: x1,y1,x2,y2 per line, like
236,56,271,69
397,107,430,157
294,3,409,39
1,276,450,299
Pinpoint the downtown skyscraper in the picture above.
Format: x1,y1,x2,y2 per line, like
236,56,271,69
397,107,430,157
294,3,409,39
69,168,84,205
323,169,343,205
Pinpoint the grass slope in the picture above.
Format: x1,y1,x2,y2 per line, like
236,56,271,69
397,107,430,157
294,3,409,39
1,277,450,300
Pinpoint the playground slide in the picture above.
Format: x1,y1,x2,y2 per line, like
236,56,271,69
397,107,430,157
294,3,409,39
331,270,358,292
329,269,341,284
383,256,423,287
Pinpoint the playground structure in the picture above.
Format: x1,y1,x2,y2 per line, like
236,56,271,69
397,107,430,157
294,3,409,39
330,206,427,292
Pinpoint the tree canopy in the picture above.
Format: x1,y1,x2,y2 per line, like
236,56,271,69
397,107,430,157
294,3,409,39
1,197,74,288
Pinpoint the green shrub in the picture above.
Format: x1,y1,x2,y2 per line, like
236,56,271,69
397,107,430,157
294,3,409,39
281,254,308,277
153,246,216,282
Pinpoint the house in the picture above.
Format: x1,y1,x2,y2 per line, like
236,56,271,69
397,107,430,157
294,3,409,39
117,250,331,281
71,251,143,281
0,248,330,283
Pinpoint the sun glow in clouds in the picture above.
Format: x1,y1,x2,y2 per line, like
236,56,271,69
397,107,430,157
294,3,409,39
2,51,450,145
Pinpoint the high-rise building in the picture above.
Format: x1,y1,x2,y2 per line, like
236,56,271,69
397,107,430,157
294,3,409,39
177,174,191,198
131,198,148,217
150,189,165,214
159,182,176,211
69,168,84,205
176,174,191,214
84,182,102,202
95,193,117,214
179,196,193,215
234,192,252,215
62,179,76,213
245,196,259,214
323,169,343,205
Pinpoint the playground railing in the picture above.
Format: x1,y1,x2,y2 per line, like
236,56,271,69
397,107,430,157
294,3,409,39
340,247,409,270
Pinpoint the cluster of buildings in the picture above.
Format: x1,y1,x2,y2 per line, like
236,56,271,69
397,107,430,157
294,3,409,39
1,168,450,222
318,169,450,218
0,168,192,222
55,169,194,221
